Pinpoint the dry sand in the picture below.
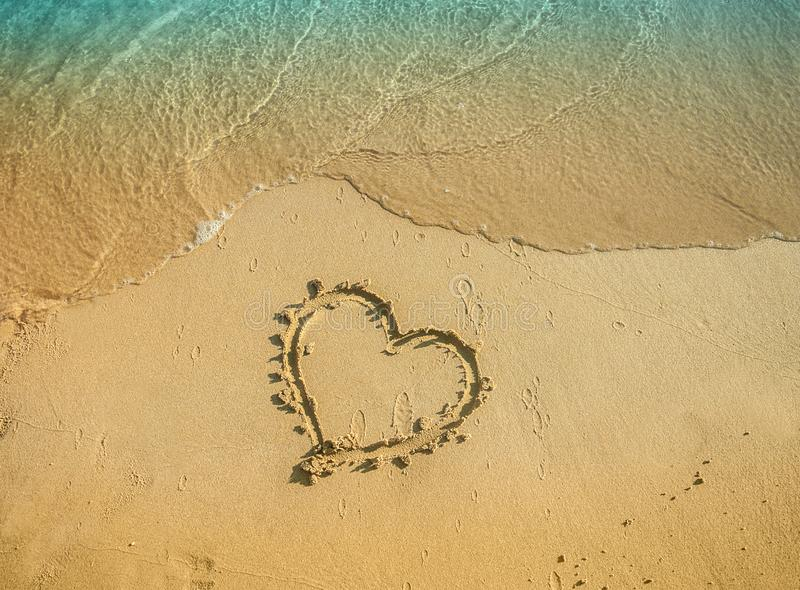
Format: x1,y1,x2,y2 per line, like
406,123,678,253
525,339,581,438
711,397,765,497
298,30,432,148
1,178,799,588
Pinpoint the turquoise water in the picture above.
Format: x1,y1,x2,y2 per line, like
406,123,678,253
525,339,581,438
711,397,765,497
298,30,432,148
1,1,799,317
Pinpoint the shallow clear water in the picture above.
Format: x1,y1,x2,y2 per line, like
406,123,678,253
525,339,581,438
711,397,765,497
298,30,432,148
2,0,799,318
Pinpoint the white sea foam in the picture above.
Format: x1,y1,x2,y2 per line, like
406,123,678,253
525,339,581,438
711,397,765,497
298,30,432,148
192,211,232,247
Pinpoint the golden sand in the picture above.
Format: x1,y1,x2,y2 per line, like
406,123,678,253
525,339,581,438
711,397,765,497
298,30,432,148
1,179,798,588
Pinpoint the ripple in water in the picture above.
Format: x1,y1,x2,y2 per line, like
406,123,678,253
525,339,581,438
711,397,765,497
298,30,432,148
1,0,799,317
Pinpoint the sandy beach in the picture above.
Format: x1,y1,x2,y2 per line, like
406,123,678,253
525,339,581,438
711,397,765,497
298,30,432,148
3,2,800,587
2,179,798,588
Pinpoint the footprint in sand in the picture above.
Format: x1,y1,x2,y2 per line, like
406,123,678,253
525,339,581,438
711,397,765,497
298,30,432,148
392,392,413,436
521,377,550,480
349,410,366,446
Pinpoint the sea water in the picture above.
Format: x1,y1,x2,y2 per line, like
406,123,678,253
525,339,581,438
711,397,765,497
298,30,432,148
1,0,799,317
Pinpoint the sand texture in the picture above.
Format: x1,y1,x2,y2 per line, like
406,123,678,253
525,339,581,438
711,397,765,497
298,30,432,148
1,179,798,588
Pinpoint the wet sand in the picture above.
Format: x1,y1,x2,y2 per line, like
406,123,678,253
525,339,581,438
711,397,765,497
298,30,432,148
1,179,798,588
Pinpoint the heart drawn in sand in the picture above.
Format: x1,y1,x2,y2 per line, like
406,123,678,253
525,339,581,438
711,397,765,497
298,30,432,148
273,279,493,484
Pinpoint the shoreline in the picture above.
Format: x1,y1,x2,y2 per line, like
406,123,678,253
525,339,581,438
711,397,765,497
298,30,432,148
3,174,798,327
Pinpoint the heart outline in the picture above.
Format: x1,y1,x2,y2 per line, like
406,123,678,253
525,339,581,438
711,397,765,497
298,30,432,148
275,278,493,483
